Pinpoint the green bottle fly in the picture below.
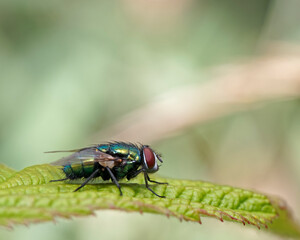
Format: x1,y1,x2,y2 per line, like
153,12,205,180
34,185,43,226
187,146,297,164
49,142,167,197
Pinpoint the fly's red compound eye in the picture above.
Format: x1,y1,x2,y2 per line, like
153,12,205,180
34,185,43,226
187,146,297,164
143,147,155,169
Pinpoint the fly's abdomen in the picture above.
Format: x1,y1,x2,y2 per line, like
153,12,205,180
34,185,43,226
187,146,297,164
63,159,96,179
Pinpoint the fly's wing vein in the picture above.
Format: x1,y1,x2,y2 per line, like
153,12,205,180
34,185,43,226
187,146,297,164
50,148,123,169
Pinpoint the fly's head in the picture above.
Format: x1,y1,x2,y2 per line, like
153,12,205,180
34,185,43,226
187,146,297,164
141,145,163,173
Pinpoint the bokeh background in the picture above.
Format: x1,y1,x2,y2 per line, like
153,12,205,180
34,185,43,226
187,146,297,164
1,0,300,239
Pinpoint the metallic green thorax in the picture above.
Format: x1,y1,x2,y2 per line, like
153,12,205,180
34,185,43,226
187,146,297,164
96,143,142,179
97,143,141,162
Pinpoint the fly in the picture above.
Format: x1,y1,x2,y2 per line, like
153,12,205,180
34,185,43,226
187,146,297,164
49,142,167,198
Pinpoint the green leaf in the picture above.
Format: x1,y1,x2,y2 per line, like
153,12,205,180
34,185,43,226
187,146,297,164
0,164,16,183
0,164,299,238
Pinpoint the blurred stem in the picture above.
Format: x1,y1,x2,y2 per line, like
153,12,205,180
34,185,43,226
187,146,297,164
92,45,300,143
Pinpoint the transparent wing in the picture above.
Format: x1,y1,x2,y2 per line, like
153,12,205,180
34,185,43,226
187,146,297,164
45,144,99,154
49,147,122,168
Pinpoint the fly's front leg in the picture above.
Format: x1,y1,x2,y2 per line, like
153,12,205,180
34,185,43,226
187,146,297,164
127,168,143,180
146,174,168,185
144,172,165,198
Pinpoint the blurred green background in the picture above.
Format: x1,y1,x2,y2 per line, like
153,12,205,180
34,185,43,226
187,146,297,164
1,0,300,239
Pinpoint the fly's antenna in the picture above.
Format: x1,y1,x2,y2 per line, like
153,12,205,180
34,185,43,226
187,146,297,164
157,154,163,163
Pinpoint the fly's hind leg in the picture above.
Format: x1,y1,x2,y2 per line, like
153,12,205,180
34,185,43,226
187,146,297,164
105,167,123,196
50,177,69,182
73,168,100,192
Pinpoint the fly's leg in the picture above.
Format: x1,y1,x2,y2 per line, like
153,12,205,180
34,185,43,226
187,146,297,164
106,167,123,196
146,174,168,185
73,168,100,192
127,168,143,180
50,177,69,182
144,172,165,198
